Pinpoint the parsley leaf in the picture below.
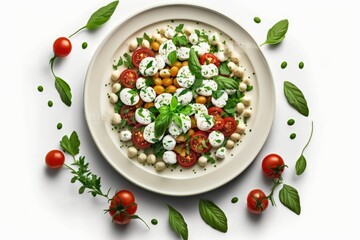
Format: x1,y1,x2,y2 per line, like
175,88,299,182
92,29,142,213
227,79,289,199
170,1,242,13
60,131,80,157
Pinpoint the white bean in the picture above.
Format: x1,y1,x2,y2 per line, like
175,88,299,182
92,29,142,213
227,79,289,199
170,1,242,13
155,161,166,171
141,39,150,49
239,82,247,92
111,70,121,81
230,133,241,142
198,156,208,167
225,140,235,149
184,26,193,35
230,52,240,64
236,123,246,134
227,62,236,72
242,96,251,106
137,153,147,163
159,37,168,44
127,147,138,158
111,113,122,125
243,109,252,118
152,33,162,42
112,83,121,93
147,154,156,164
242,78,251,85
129,39,138,51
234,67,244,77
236,102,245,114
109,93,118,104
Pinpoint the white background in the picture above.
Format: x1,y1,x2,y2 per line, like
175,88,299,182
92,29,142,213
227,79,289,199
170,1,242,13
1,0,359,239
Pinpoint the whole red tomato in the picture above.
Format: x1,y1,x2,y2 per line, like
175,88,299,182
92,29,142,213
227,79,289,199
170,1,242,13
53,37,72,57
45,150,65,169
108,190,138,225
247,189,269,214
262,153,286,179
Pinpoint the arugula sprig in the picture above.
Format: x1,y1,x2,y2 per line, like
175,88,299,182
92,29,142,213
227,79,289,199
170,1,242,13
154,96,192,137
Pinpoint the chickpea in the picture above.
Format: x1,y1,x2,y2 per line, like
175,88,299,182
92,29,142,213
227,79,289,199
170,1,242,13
159,69,171,78
137,153,147,163
144,102,154,109
109,93,118,104
166,85,177,93
225,140,235,149
112,83,121,93
162,77,173,87
147,154,156,164
155,161,166,171
173,78,181,88
198,156,208,167
174,62,183,69
182,61,188,66
195,96,207,104
152,72,159,79
187,129,195,137
127,147,138,158
170,66,179,77
154,85,165,94
190,116,196,128
230,133,241,142
154,78,162,86
151,41,160,51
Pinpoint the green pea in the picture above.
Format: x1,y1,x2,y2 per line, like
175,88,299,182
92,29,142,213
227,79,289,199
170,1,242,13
231,197,238,203
299,61,304,69
57,123,63,130
151,219,158,225
254,17,261,23
281,61,287,69
48,100,53,107
287,119,295,126
290,133,297,139
82,42,88,49
37,85,43,92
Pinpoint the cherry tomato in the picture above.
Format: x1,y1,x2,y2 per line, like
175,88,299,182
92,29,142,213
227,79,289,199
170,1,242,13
208,107,224,117
262,154,285,179
247,189,269,214
132,125,151,149
177,151,198,168
131,48,155,68
199,53,220,66
45,150,65,169
108,190,137,225
120,105,136,125
53,37,72,57
221,117,237,137
119,69,138,88
190,131,212,153
211,115,224,131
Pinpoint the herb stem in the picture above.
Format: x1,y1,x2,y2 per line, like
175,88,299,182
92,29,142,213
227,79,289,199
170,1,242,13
267,179,282,206
49,56,57,78
301,121,314,155
69,26,86,38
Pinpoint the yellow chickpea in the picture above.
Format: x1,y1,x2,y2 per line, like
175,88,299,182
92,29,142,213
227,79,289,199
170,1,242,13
154,85,165,95
196,96,207,104
170,66,179,77
154,78,162,86
159,70,171,78
190,116,197,128
174,61,183,69
173,78,181,88
162,78,173,87
187,129,195,137
152,72,159,79
144,102,154,109
166,85,177,93
151,41,160,51
182,61,188,66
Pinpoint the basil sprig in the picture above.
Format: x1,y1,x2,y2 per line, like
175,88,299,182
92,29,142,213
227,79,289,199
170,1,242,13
168,205,188,240
279,184,301,215
295,121,314,175
261,19,289,46
213,76,238,90
199,199,228,233
284,81,309,117
188,48,203,90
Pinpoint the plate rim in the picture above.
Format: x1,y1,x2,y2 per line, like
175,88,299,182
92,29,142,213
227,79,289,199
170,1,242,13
83,3,276,196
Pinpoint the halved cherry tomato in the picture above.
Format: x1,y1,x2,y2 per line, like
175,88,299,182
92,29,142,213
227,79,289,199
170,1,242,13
120,105,136,125
190,131,212,153
208,107,224,117
120,69,138,88
132,125,151,149
211,115,224,131
131,48,155,68
221,117,237,137
177,151,198,168
199,53,220,66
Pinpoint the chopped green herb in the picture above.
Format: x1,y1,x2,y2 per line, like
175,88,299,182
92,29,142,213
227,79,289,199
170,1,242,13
48,100,53,107
57,122,63,130
231,197,238,203
112,56,123,70
123,53,133,68
299,61,304,69
290,133,297,139
287,119,295,126
281,61,287,69
37,85,43,92
254,17,261,23
82,42,88,49
151,219,158,225
137,37,143,46
175,23,184,32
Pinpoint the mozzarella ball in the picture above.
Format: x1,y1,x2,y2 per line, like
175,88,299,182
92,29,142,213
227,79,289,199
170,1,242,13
135,107,154,125
162,135,176,151
165,28,175,39
242,96,251,106
177,47,190,60
230,52,240,64
236,102,245,114
236,123,246,134
209,32,220,45
109,93,118,104
111,70,121,81
147,154,157,164
239,82,247,92
196,114,214,131
198,42,210,54
215,147,226,159
136,77,146,89
120,88,139,106
225,140,235,149
243,109,252,118
120,130,132,142
198,156,208,167
139,57,158,76
215,51,227,62
154,93,172,109
127,147,138,158
155,55,166,70
163,151,177,165
112,83,121,93
234,66,244,77
140,86,156,103
191,45,203,56
208,131,225,148
230,133,241,142
175,88,193,106
189,33,198,45
111,113,122,125
227,62,236,72
144,122,163,143
155,161,166,171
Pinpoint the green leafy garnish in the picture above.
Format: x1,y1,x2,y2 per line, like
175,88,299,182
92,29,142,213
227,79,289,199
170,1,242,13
213,90,225,100
143,32,152,43
279,184,301,215
54,76,72,107
199,199,228,233
60,131,80,156
170,96,178,111
188,48,202,80
172,35,188,46
168,51,177,65
123,52,134,69
154,112,173,137
219,62,231,75
136,37,143,46
168,205,188,240
261,19,289,46
283,81,309,117
112,56,123,70
175,24,184,32
295,121,314,175
213,76,238,90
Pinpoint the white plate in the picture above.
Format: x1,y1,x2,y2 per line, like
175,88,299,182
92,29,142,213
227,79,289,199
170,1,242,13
84,3,275,196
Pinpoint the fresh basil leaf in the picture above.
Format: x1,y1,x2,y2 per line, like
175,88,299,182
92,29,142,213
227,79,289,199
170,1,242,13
153,141,166,158
158,106,169,114
167,205,188,240
209,45,218,54
136,37,143,46
194,29,200,36
172,35,188,46
178,88,191,97
123,53,133,69
119,119,127,129
60,131,80,157
145,77,154,86
179,105,192,115
261,19,289,46
175,23,184,32
168,51,177,65
224,108,235,115
112,56,123,70
213,90,224,100
219,62,231,75
143,32,152,43
202,153,216,164
85,1,119,30
199,199,228,233
155,112,172,137
148,106,159,116
55,76,72,107
170,96,178,111
295,155,307,175
173,114,182,128
246,85,253,91
213,76,238,90
284,81,309,117
279,184,301,215
188,48,202,79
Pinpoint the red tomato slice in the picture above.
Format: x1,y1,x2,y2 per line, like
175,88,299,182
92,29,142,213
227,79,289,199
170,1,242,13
120,105,136,125
190,131,212,153
221,117,237,137
131,48,155,68
177,151,198,168
199,53,220,67
131,125,151,149
208,107,224,116
119,69,138,88
211,115,224,131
